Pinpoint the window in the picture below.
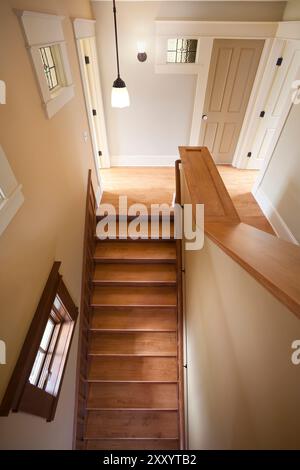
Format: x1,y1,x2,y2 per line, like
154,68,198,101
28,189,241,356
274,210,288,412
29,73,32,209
40,46,60,92
16,10,74,118
167,38,198,64
0,145,24,236
0,262,78,421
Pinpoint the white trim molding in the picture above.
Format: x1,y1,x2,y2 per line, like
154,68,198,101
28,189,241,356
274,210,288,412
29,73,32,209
253,187,299,245
0,145,24,236
110,155,178,167
73,18,96,39
276,22,300,41
16,10,74,119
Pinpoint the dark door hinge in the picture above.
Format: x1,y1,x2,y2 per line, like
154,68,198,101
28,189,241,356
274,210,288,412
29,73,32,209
247,152,252,158
85,55,90,65
98,150,102,156
260,111,266,118
183,364,187,369
276,57,283,66
92,109,97,116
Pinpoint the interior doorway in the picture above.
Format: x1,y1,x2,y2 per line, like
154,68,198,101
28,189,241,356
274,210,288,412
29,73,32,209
77,36,110,171
199,39,264,164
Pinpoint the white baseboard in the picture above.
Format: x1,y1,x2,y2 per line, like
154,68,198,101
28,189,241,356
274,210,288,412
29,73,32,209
253,187,299,245
110,155,178,167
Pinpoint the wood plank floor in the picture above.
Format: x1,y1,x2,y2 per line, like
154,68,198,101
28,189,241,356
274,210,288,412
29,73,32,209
100,166,274,235
217,165,274,235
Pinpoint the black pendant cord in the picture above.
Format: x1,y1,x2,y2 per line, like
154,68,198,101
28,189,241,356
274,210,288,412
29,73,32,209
113,0,120,79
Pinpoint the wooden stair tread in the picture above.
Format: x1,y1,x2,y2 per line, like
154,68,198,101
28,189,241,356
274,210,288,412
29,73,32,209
96,220,175,240
88,356,178,382
94,241,176,263
89,331,177,356
90,307,177,331
85,410,179,439
91,286,177,307
93,263,176,285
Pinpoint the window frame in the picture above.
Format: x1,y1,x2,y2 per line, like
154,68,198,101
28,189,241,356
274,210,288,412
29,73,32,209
16,10,74,119
0,262,78,421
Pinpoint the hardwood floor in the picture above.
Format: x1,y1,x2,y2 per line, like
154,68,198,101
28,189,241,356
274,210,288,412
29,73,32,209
100,166,274,235
100,167,175,208
217,165,274,235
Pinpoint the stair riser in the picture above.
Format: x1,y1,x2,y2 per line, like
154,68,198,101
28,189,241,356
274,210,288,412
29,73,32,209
89,332,177,356
86,439,179,450
90,308,177,331
87,383,178,409
86,410,179,439
88,356,178,382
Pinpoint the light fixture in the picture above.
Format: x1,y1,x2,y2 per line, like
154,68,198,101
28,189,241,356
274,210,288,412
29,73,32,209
137,41,147,62
0,80,6,104
111,0,130,108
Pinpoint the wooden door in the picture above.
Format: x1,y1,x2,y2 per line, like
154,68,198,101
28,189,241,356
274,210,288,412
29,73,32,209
200,39,264,164
248,40,300,170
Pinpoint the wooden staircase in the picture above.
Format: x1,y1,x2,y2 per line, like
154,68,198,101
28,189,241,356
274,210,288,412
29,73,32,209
74,175,184,450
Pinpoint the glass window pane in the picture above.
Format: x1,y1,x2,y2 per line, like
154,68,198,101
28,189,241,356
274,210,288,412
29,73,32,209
50,69,58,89
167,52,176,63
167,38,198,64
29,351,45,385
40,318,55,350
167,39,177,51
45,47,54,67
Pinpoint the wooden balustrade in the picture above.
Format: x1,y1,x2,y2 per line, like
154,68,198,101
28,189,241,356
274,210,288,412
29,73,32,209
73,170,97,449
178,146,300,320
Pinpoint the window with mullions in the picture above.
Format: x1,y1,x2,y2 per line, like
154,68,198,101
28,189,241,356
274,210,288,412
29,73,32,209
29,304,62,390
167,39,198,64
40,46,59,91
0,262,78,421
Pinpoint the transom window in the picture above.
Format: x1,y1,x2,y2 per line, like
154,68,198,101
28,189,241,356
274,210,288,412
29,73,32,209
167,39,198,64
40,46,59,91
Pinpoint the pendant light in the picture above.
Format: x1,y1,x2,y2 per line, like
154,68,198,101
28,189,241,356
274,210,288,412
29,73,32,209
111,0,130,108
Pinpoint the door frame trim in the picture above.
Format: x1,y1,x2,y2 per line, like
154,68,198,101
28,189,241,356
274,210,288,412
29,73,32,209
73,18,110,179
155,21,300,169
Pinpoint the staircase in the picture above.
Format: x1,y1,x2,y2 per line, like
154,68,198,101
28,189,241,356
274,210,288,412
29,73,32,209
74,183,184,450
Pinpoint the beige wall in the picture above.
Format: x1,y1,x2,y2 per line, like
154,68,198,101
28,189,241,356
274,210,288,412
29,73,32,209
92,1,286,162
185,236,300,449
284,0,300,19
259,103,300,243
0,0,96,449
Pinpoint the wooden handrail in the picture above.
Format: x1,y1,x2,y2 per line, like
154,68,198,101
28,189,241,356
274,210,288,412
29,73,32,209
73,170,97,449
174,160,186,450
179,146,300,320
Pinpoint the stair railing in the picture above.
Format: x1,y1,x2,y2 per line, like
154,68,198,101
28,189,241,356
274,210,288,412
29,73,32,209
73,170,97,449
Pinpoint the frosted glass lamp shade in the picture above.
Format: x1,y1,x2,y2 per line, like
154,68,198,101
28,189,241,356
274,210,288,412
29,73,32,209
111,77,130,108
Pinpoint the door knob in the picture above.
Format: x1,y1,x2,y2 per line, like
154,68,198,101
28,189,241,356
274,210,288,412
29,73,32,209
202,114,208,121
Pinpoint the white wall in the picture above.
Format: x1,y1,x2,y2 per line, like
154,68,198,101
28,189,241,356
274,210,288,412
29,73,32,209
0,0,96,449
257,103,300,243
284,0,300,19
92,1,286,165
185,236,300,449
